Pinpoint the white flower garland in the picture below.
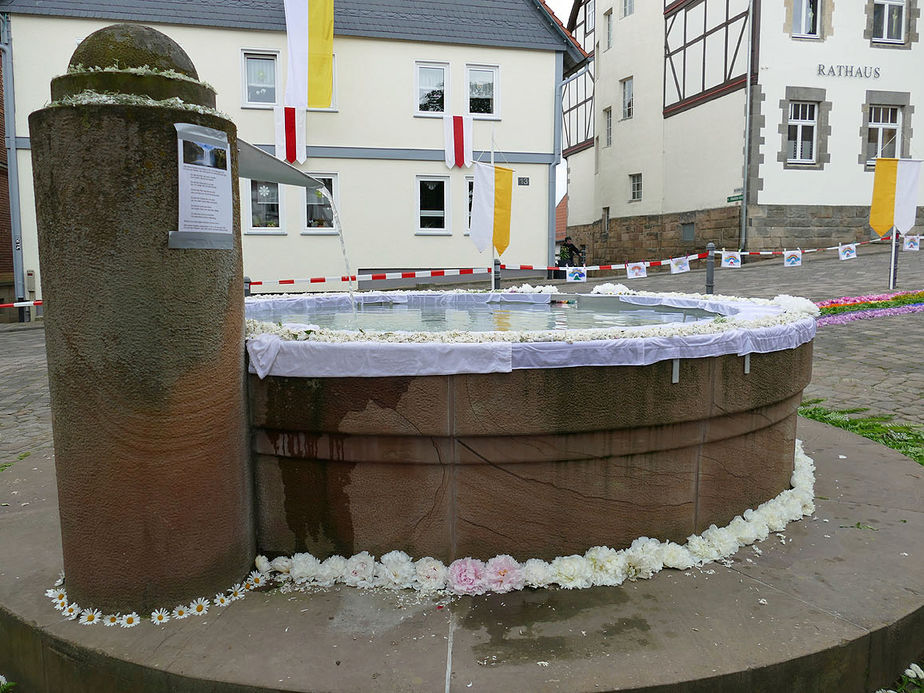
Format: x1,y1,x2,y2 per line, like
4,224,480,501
45,442,815,627
51,89,229,118
245,289,817,345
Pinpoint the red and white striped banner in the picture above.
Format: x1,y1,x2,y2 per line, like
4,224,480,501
443,115,473,168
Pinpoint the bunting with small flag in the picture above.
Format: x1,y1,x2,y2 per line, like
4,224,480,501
870,158,922,236
470,162,513,255
274,0,334,163
443,116,473,168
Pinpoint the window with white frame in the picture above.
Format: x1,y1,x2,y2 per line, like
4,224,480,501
305,175,337,231
622,0,634,18
873,0,906,41
249,180,281,229
629,173,642,201
867,105,901,161
586,0,596,32
604,10,613,49
418,177,449,233
416,62,447,114
787,102,817,162
793,0,820,37
243,52,277,106
467,65,499,116
603,107,613,146
622,77,634,119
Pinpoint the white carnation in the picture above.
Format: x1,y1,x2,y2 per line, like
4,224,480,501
415,557,448,593
551,555,592,589
344,551,377,588
625,537,664,580
290,553,321,583
660,542,696,570
376,550,416,589
772,294,819,316
591,283,633,295
522,559,553,588
316,555,347,586
584,546,627,586
255,555,272,574
685,533,721,563
700,525,740,559
271,556,293,575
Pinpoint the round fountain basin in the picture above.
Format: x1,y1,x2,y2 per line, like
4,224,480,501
245,291,815,563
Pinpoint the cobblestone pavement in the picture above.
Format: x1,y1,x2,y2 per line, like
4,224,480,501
0,245,921,478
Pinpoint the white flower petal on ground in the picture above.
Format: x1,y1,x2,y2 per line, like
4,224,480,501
248,570,268,589
79,608,102,626
103,614,120,627
54,570,66,587
63,603,80,620
119,612,140,628
151,608,170,625
54,598,68,611
214,593,230,607
228,584,246,601
190,597,209,616
172,605,189,620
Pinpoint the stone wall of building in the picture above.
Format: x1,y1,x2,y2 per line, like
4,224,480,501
568,204,924,265
567,206,740,265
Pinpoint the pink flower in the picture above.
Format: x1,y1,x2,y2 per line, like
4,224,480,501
447,558,487,596
484,555,525,594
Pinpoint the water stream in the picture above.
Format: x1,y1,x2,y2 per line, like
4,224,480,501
318,185,356,325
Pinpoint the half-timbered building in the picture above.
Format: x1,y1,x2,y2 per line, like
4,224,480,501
564,0,923,264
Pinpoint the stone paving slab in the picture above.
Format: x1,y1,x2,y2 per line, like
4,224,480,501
1,420,922,692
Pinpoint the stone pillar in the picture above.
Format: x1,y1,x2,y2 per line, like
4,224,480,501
29,24,254,613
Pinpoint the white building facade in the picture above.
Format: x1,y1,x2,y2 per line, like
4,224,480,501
3,1,583,301
565,0,923,264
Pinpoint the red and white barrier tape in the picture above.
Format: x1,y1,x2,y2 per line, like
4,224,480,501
4,236,907,303
248,267,491,289
0,300,42,309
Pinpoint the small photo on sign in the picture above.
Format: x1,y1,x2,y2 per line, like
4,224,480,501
626,262,647,279
838,244,857,261
903,235,920,251
783,250,802,267
721,251,741,268
182,140,228,170
566,267,587,282
670,256,690,274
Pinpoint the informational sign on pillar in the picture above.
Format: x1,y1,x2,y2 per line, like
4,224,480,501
170,122,234,249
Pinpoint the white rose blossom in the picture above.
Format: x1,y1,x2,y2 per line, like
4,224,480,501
254,555,272,574
290,553,321,583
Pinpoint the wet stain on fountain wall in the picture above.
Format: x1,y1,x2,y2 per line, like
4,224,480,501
248,346,813,563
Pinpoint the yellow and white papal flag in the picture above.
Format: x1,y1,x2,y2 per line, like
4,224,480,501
870,158,922,236
470,162,513,255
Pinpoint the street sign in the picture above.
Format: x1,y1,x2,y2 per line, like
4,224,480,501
727,194,743,203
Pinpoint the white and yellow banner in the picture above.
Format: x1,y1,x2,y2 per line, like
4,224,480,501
471,162,513,255
870,158,922,236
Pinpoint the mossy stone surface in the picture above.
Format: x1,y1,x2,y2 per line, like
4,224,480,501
51,71,216,107
69,23,198,78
